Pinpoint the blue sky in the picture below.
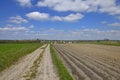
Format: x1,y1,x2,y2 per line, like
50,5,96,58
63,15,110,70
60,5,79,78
0,0,120,40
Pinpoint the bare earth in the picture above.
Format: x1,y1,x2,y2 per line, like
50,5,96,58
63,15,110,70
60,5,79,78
0,44,59,80
35,44,59,80
54,44,120,80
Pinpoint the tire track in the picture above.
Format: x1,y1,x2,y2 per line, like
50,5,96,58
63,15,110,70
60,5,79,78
0,45,47,80
35,44,59,80
23,45,46,80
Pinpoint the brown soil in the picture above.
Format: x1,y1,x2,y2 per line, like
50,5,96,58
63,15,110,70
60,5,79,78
54,44,120,80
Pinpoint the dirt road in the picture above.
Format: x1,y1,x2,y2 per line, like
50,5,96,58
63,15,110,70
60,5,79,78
0,44,59,80
54,44,120,80
35,44,59,80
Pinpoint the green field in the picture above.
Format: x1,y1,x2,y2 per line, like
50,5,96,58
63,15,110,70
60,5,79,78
0,43,41,72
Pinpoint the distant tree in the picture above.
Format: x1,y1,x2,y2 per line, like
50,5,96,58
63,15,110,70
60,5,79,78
104,38,109,41
96,40,100,42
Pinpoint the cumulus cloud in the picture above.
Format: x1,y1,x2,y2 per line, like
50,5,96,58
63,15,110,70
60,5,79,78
0,26,28,31
52,16,63,21
37,0,120,15
107,22,120,27
52,13,84,22
0,24,35,32
1,27,120,40
116,16,120,20
28,25,34,28
37,0,90,12
9,16,28,24
25,28,120,40
17,0,32,7
0,26,29,40
26,11,50,20
102,21,120,27
63,13,84,22
26,11,83,22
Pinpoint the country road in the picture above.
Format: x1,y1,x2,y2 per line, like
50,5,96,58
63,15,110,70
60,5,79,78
0,44,59,80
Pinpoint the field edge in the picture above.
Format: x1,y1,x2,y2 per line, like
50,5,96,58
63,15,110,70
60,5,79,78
50,43,73,80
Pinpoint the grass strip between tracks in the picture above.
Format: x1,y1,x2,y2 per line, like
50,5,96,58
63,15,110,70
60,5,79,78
50,44,73,80
23,44,48,80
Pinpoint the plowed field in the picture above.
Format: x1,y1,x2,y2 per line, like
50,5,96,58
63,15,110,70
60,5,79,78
54,44,120,80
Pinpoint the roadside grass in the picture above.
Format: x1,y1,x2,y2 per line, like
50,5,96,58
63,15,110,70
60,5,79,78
0,43,41,72
78,41,120,46
50,44,73,80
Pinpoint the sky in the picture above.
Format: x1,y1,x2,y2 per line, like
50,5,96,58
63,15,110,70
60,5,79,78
0,0,120,40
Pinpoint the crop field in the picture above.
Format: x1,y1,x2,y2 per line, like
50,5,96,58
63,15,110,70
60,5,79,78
0,43,41,72
54,44,120,80
0,43,120,80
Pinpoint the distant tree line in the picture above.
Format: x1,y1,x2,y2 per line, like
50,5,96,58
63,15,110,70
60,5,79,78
0,39,49,44
0,39,120,44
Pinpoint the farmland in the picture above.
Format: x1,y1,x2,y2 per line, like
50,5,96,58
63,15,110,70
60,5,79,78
0,43,41,72
77,41,120,46
54,43,120,80
0,42,120,80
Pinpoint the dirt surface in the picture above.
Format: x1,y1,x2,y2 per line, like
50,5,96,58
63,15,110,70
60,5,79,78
35,44,59,80
0,44,59,80
54,44,120,80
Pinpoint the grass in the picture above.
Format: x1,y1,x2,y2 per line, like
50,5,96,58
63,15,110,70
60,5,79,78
0,43,41,72
50,44,73,80
78,41,120,46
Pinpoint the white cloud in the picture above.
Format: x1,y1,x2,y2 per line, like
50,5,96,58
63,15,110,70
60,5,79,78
17,0,32,7
37,0,90,12
26,11,83,22
0,24,35,32
107,22,120,27
37,0,120,15
102,21,120,27
52,16,63,21
0,26,28,31
1,27,120,40
52,13,84,22
26,28,120,40
116,16,120,20
99,5,120,15
26,11,50,20
63,13,84,22
29,25,34,28
9,16,28,24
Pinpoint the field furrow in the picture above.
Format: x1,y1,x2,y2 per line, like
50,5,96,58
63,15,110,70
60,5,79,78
54,46,88,80
55,45,103,80
61,45,120,79
54,44,120,80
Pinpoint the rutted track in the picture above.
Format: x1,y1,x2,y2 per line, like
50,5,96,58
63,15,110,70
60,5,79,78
0,44,59,80
54,44,120,80
0,45,46,80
